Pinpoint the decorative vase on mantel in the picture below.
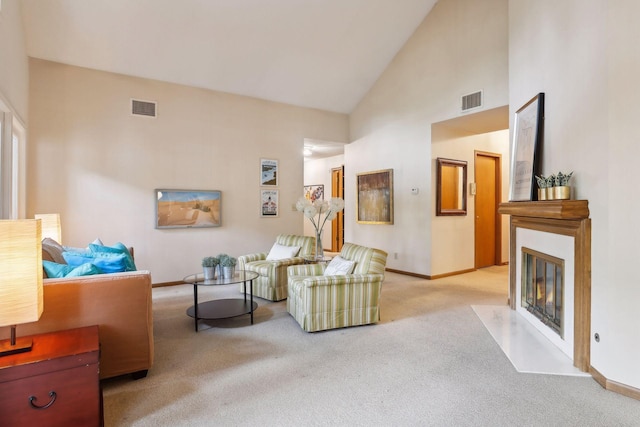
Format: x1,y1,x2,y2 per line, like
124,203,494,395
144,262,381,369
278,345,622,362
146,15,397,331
315,231,324,261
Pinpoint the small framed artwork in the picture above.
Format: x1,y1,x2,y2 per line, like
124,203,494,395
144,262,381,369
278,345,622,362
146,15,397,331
260,189,279,217
260,158,278,186
304,185,324,202
357,169,394,224
509,93,545,201
155,189,221,229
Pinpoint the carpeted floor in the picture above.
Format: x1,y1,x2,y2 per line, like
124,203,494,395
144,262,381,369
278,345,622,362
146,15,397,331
102,267,640,426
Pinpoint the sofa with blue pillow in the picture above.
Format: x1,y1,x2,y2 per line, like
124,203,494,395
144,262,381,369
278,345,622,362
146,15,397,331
0,237,155,380
41,238,138,278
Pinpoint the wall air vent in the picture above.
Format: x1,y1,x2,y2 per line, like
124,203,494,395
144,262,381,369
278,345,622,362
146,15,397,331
131,99,157,118
461,90,483,112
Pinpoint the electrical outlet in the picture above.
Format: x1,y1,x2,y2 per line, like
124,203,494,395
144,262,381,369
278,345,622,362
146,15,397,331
411,188,419,195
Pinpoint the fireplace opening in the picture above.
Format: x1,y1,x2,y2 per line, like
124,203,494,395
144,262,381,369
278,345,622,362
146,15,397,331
521,247,564,338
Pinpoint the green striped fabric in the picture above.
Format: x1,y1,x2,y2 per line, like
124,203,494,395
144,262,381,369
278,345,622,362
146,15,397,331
238,234,316,301
287,243,388,332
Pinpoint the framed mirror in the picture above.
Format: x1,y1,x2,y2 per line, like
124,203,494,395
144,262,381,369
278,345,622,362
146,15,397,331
436,158,467,216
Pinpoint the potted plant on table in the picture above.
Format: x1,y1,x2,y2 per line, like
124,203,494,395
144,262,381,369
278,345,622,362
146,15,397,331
217,253,237,279
202,256,219,280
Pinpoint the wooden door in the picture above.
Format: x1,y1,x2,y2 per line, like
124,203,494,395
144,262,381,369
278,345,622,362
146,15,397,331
474,152,501,268
331,166,344,252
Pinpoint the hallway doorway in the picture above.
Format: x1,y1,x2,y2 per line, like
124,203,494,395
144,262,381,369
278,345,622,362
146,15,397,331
474,151,502,268
331,166,344,252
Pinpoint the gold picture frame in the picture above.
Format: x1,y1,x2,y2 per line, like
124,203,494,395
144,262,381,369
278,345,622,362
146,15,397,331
356,169,393,224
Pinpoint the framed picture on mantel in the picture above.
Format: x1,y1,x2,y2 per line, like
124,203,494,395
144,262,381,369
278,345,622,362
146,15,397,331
509,93,545,201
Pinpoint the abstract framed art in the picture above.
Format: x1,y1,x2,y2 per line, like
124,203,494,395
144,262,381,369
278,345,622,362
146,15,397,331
356,169,394,224
155,189,221,229
509,93,545,201
304,185,324,202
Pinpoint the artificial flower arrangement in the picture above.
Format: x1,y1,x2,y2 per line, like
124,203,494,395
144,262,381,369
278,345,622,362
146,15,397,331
295,196,345,258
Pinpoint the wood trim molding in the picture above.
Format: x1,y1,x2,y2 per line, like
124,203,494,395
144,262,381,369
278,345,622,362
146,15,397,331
152,280,184,288
500,201,591,372
498,200,589,219
384,268,430,279
426,268,477,280
591,366,640,401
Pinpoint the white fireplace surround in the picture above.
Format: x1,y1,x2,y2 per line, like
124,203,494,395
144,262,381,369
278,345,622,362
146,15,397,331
499,200,591,372
515,228,575,359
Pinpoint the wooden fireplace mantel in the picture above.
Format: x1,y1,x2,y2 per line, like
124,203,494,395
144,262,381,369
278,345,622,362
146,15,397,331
499,199,591,372
498,200,589,220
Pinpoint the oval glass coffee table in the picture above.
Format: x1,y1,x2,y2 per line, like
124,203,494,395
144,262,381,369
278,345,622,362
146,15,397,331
183,270,259,332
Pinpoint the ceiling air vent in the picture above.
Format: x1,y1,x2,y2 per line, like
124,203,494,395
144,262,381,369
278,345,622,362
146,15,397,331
461,90,483,112
131,99,157,118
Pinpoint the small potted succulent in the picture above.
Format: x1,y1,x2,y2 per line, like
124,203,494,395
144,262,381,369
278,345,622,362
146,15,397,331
544,175,556,200
201,256,219,280
217,253,237,279
553,171,573,200
535,175,551,201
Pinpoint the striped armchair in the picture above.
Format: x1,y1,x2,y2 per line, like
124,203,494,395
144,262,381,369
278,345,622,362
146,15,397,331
287,243,388,332
237,234,315,301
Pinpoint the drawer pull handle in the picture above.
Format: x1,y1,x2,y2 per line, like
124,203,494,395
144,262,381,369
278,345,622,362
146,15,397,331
29,391,57,410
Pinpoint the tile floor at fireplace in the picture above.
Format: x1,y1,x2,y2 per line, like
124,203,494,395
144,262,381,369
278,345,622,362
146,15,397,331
472,305,591,377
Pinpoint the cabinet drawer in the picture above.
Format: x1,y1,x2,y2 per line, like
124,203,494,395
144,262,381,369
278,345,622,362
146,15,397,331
0,363,100,427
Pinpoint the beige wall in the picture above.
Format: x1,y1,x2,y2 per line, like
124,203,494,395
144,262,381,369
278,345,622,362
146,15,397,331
606,0,640,390
347,0,509,275
0,0,29,121
27,59,349,283
509,0,640,390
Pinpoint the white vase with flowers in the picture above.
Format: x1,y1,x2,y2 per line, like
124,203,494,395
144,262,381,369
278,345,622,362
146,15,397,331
296,196,345,260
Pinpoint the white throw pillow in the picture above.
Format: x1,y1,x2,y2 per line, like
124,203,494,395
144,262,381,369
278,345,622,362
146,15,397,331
266,243,301,260
324,256,356,276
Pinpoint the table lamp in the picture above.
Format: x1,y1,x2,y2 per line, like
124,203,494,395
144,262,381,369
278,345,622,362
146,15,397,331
35,213,62,244
0,219,43,357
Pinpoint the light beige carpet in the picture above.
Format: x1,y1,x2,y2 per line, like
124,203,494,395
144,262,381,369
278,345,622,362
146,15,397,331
102,267,640,426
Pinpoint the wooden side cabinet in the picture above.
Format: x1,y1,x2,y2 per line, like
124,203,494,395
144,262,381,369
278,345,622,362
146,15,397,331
0,326,102,427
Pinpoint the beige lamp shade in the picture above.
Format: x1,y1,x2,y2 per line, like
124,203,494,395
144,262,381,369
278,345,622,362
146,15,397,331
35,213,62,243
0,219,44,327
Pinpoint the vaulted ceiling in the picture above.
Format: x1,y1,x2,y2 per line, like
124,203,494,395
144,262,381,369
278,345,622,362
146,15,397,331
20,0,438,114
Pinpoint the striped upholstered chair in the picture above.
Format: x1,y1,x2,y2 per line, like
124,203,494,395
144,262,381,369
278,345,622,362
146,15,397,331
287,243,388,332
237,234,315,301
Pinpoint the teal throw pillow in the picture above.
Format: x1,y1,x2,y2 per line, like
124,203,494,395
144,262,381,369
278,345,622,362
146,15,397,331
66,263,103,277
43,260,103,278
88,243,137,271
43,260,74,278
63,251,128,274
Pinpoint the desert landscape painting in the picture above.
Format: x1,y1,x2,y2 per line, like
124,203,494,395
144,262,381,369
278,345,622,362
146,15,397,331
156,190,221,228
